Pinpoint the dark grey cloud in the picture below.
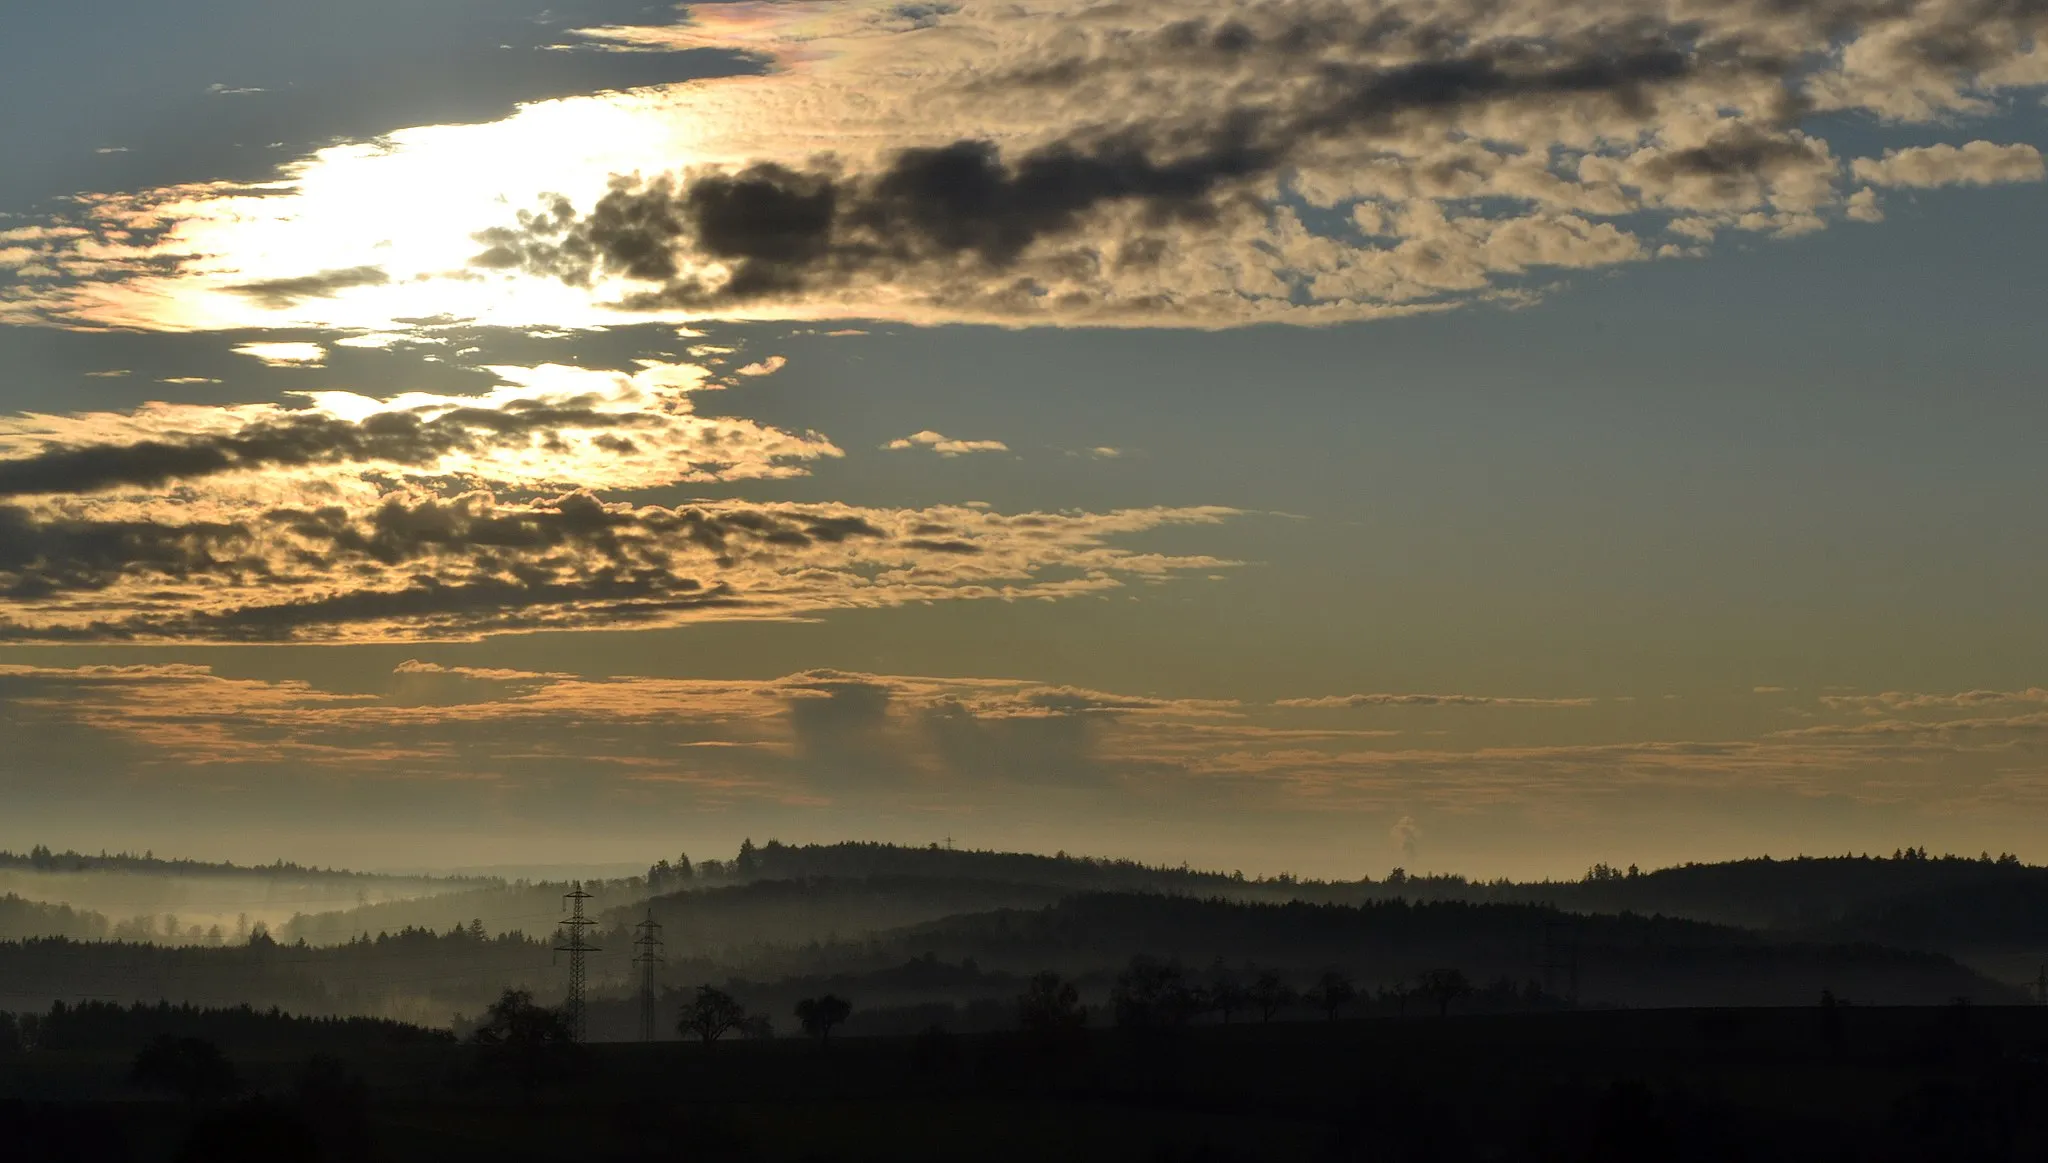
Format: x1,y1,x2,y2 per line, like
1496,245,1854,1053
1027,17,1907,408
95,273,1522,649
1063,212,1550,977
474,132,1274,306
114,575,743,644
0,401,658,498
0,504,253,600
920,698,1114,787
473,24,1743,305
268,491,887,570
225,265,390,308
0,490,879,588
1634,123,1835,192
785,676,916,788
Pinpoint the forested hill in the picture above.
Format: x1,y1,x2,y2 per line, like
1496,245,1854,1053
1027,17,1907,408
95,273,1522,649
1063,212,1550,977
3,888,2019,1023
702,839,1319,897
0,846,491,883
1475,853,2048,949
619,876,1072,956
877,893,2022,1008
712,843,2048,958
0,893,111,941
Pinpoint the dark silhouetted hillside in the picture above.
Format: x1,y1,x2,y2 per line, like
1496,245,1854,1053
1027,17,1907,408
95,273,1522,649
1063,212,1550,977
870,893,2021,1008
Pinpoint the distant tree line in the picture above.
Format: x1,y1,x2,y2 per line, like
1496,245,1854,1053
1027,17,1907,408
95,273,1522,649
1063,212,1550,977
0,998,449,1057
0,844,494,882
648,839,1335,896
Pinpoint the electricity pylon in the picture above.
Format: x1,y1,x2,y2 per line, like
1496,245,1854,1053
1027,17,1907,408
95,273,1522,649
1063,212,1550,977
556,883,599,1042
632,908,665,1041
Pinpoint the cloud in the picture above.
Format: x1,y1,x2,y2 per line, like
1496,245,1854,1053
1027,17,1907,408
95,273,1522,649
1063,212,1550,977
734,355,788,376
10,659,2045,843
1851,142,2046,188
0,662,1241,803
232,342,328,367
225,265,391,309
451,0,2041,324
83,369,131,379
12,0,2048,330
884,430,1011,456
0,360,838,499
1277,692,1596,709
0,493,1238,643
1820,688,2048,713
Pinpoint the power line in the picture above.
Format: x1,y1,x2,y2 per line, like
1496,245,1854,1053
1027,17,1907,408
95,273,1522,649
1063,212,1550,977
631,909,664,1042
555,883,598,1043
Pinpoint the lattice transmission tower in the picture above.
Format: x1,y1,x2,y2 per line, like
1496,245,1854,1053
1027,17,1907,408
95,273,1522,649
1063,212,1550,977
632,908,665,1041
556,882,599,1042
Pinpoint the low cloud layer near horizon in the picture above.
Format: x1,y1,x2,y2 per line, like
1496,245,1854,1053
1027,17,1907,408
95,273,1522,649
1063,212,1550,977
3,659,2042,875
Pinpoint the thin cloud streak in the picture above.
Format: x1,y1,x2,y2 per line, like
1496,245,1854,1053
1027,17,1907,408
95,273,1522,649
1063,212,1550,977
884,430,1011,455
1278,692,1597,708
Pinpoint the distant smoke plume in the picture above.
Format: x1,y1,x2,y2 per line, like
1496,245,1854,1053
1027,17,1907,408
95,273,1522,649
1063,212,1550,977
1391,814,1421,864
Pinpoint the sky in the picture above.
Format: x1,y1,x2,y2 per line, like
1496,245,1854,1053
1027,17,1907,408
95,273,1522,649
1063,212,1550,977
0,0,2044,880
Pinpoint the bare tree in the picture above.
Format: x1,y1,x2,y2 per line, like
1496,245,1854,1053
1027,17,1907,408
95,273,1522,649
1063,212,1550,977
468,987,579,1090
1303,969,1357,1021
1017,971,1087,1038
1248,968,1297,1023
1111,955,1202,1029
1207,958,1250,1024
679,984,749,1044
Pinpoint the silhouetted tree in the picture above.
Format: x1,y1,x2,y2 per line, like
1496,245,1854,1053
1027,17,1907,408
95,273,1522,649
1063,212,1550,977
1417,967,1472,1018
130,1034,239,1103
680,984,749,1043
1206,958,1250,1023
468,987,579,1090
1112,955,1203,1029
1303,969,1357,1021
1017,971,1087,1037
739,1013,776,1041
795,994,853,1045
1248,969,1297,1022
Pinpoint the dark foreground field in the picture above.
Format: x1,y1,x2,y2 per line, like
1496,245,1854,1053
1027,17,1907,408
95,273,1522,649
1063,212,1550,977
9,1006,2048,1162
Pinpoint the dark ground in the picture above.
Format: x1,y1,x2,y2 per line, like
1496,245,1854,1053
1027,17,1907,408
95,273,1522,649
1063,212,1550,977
9,1006,2048,1162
